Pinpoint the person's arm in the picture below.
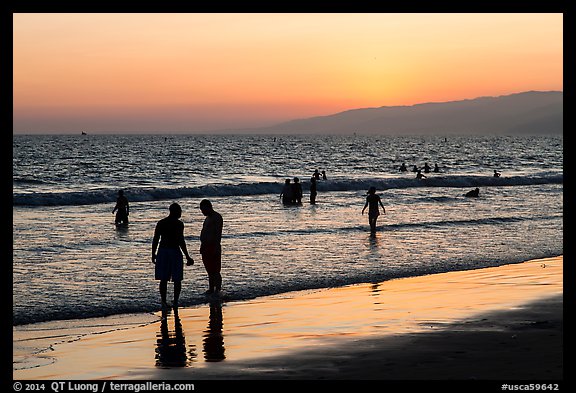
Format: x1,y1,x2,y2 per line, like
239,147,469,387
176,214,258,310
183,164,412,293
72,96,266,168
126,199,129,215
178,223,194,265
380,199,386,213
151,224,160,264
362,200,368,215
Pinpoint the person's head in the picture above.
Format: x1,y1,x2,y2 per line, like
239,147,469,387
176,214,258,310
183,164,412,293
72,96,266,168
200,199,213,216
367,186,376,195
294,177,300,183
169,202,182,218
285,179,291,184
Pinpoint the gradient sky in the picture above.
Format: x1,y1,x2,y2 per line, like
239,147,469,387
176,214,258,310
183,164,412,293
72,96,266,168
13,13,563,134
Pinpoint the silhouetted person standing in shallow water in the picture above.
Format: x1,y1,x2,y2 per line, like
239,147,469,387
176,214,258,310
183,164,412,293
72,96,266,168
292,177,303,204
200,199,223,295
280,179,294,205
313,169,321,180
362,186,386,233
113,190,129,225
310,176,318,204
152,203,194,310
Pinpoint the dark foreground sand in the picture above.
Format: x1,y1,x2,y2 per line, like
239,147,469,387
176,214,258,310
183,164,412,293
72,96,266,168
190,294,562,380
14,256,565,384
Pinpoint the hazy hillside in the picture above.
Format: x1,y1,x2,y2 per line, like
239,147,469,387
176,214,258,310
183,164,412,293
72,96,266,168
253,91,563,135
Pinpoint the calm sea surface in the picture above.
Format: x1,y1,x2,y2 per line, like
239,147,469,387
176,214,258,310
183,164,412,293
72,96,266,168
12,134,563,326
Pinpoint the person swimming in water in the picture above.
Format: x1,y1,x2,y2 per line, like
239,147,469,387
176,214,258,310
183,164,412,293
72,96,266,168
416,169,427,179
464,188,480,197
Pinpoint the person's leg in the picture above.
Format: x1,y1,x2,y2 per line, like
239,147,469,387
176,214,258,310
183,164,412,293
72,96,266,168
213,272,222,292
202,254,214,293
160,280,168,307
173,281,182,307
202,246,222,293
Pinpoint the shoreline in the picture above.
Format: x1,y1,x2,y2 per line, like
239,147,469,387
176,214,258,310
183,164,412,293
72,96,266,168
14,256,563,381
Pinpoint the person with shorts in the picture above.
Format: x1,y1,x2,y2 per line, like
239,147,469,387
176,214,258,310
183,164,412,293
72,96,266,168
152,202,194,310
199,199,223,294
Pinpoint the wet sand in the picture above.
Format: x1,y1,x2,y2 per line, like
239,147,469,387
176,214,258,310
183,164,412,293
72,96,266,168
13,256,563,381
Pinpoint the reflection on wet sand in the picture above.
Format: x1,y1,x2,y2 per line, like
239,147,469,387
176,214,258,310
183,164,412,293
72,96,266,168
203,301,226,362
155,309,196,368
155,301,225,368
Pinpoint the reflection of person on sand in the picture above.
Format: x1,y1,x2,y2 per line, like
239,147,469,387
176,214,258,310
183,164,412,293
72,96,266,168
112,190,129,225
362,186,386,233
200,199,224,295
152,203,194,310
155,313,193,367
203,301,226,361
465,188,480,197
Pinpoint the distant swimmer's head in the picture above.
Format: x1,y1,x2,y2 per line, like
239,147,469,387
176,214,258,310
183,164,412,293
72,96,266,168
367,186,376,194
169,202,182,218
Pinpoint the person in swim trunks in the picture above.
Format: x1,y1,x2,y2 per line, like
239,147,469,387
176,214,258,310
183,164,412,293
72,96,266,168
362,186,386,233
152,202,194,310
199,199,223,294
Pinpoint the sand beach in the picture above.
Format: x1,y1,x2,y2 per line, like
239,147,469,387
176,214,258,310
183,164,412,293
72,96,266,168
13,255,564,383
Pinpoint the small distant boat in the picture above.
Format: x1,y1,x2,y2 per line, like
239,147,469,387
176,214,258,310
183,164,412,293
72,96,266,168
81,131,87,135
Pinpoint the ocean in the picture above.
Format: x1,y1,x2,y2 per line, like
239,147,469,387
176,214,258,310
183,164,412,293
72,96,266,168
12,134,563,327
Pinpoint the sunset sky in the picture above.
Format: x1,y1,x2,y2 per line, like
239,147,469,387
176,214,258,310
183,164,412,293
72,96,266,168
13,13,563,134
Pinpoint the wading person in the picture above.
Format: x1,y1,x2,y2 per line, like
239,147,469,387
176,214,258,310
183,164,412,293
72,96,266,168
152,203,194,310
112,190,129,225
362,186,386,233
199,199,224,294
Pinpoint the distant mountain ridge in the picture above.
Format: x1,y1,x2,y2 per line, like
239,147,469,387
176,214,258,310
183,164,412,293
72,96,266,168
253,91,563,135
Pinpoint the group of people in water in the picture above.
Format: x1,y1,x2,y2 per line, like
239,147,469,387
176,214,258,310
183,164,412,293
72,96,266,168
399,162,440,180
399,161,441,175
112,162,503,309
280,169,327,206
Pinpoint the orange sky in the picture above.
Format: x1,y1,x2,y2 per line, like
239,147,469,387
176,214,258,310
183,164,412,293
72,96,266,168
13,13,563,134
